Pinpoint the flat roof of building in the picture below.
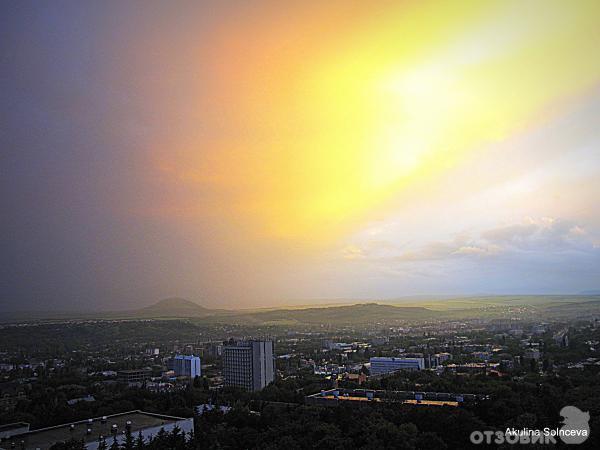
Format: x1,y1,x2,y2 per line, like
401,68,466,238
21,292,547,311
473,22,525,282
1,411,187,450
0,422,29,432
402,400,459,407
306,388,489,402
318,395,458,407
321,395,381,402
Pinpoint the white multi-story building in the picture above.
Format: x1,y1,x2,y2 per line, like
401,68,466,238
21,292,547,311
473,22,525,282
369,357,425,375
172,355,201,378
223,340,275,391
430,352,453,367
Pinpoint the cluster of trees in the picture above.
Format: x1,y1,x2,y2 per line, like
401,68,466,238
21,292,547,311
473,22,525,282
49,365,600,449
0,321,208,356
2,367,325,430
196,369,600,448
7,365,600,448
1,375,209,429
49,426,190,450
194,404,451,449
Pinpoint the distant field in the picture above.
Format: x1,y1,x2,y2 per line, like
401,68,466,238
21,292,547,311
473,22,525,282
384,295,600,310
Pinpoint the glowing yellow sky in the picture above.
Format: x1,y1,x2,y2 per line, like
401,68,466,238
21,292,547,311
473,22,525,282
152,0,600,243
4,0,600,311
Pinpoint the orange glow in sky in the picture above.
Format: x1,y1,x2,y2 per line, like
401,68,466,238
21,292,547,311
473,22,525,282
144,0,600,244
3,0,600,308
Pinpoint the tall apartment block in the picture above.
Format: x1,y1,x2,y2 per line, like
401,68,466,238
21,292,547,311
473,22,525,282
223,340,275,391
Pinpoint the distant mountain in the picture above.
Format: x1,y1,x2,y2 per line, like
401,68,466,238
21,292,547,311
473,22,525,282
0,298,227,322
0,301,441,324
4,295,600,324
134,297,216,318
228,302,440,325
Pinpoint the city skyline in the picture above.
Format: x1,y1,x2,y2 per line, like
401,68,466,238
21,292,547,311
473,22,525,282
2,0,600,311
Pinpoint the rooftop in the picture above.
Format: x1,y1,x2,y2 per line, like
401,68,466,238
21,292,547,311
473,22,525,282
318,394,458,407
0,422,29,433
0,411,187,450
306,388,489,406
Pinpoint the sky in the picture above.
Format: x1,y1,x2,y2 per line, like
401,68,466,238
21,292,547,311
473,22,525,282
1,0,600,311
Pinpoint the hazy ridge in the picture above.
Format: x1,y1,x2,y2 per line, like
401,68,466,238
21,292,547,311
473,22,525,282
1,295,600,325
